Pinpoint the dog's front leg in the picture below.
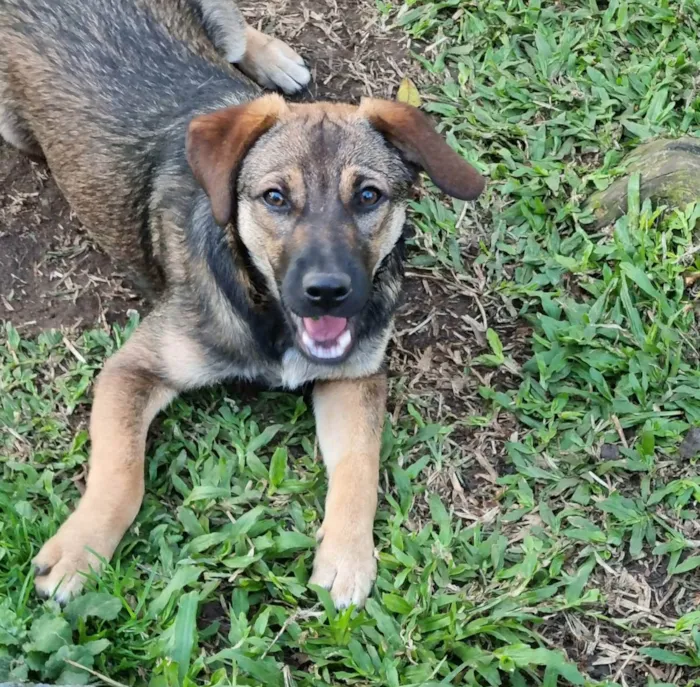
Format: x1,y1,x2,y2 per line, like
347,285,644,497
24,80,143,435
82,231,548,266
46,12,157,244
33,317,177,602
310,374,386,609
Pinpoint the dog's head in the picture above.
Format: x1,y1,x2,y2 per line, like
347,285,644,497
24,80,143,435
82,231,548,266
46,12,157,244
186,95,485,364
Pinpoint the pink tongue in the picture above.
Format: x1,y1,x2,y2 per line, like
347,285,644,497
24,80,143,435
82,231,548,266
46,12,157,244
303,316,348,342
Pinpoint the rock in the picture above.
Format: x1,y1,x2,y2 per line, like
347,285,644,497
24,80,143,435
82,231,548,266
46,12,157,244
600,443,620,460
679,427,700,459
586,137,700,228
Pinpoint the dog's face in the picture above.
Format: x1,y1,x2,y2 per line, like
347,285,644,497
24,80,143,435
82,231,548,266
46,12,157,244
187,96,485,364
235,106,413,363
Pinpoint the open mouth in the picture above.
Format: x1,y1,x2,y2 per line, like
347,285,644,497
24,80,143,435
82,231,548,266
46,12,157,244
298,315,353,362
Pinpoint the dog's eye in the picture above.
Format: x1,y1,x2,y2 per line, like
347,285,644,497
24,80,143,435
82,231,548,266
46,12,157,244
262,189,289,210
356,187,382,210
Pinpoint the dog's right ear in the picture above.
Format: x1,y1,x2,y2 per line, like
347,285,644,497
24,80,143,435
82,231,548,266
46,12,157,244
186,94,288,226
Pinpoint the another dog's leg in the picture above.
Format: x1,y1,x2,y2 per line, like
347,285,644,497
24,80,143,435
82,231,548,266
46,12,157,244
310,374,386,608
235,25,310,95
33,317,178,602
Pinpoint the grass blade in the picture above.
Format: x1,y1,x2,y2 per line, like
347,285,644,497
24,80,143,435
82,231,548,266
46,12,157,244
171,591,199,686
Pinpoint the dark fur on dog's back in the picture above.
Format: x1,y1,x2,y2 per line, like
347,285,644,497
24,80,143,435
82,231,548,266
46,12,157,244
1,0,255,120
0,0,259,291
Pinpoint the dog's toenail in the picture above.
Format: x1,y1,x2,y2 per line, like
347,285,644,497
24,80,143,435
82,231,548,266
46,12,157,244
34,563,51,577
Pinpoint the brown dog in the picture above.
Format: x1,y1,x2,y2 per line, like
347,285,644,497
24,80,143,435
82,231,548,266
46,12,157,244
0,0,485,608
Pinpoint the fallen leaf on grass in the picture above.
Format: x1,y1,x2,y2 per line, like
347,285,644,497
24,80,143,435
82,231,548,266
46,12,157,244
397,77,422,107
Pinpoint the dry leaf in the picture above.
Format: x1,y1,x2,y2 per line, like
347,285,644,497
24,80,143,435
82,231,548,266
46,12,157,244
396,77,422,107
416,345,433,372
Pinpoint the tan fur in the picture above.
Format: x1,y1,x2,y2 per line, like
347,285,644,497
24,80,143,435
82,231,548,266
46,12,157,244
34,320,177,599
309,374,386,606
237,26,310,93
235,201,284,300
370,205,407,276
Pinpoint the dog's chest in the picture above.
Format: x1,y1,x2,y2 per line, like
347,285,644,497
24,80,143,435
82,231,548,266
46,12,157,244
270,341,387,390
206,329,390,390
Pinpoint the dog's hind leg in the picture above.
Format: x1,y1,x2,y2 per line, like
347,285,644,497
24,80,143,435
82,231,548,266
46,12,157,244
237,25,311,95
194,0,247,62
195,0,310,94
0,87,42,157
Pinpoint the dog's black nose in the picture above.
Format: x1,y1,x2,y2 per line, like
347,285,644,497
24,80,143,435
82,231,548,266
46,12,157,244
303,272,351,309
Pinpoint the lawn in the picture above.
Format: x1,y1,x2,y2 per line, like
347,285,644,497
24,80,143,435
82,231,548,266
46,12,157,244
2,1,700,685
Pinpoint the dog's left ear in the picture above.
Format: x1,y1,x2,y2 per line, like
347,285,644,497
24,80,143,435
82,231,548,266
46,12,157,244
359,98,486,201
186,94,288,226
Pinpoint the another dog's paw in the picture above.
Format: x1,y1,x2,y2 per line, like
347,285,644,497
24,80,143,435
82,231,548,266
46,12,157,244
237,34,311,95
310,527,377,609
33,525,104,603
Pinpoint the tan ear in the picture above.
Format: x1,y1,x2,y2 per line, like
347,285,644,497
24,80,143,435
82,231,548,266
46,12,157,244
186,94,289,226
359,98,486,201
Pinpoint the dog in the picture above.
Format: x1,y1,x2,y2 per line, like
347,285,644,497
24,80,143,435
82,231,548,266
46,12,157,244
0,0,485,609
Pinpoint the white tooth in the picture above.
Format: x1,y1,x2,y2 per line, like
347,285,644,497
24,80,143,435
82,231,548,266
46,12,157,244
301,328,352,360
337,330,352,352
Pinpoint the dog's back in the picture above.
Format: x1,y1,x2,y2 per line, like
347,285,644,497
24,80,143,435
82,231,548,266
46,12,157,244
0,0,256,286
0,0,255,126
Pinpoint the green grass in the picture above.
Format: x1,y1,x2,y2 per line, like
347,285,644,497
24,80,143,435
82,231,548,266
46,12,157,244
3,0,700,685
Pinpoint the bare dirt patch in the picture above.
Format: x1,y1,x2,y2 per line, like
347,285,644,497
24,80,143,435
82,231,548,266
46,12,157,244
240,0,415,103
0,147,138,333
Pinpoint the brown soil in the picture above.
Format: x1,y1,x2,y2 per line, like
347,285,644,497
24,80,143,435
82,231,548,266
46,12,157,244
0,146,139,332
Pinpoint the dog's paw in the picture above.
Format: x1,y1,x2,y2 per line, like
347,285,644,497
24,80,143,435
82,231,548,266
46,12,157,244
238,35,311,95
33,525,104,603
310,527,377,609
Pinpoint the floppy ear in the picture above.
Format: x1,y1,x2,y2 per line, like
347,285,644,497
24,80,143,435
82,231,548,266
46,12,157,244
359,98,486,201
186,94,288,226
